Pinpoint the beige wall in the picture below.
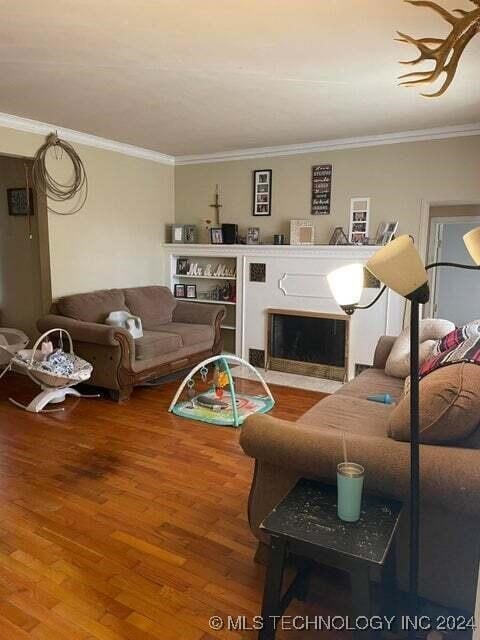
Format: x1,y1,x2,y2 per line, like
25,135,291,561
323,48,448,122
175,136,480,244
0,156,43,337
0,125,174,300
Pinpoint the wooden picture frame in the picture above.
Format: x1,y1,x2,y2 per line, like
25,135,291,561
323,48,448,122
253,170,272,216
290,219,314,245
7,188,34,216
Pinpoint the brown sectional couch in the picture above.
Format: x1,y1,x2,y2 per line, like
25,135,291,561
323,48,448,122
240,336,480,612
38,286,225,400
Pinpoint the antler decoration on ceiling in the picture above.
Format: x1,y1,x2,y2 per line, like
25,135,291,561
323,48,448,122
396,0,480,97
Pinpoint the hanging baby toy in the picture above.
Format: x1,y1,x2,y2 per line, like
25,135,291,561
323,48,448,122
169,354,275,428
213,363,229,399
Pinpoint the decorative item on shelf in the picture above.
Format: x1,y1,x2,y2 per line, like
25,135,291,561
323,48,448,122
176,257,189,275
273,234,285,245
329,227,350,245
290,219,314,245
7,188,34,216
210,227,223,244
171,224,185,243
397,0,480,97
221,223,238,244
253,170,272,216
311,164,332,215
213,264,227,277
349,198,370,244
209,184,223,226
187,263,194,275
247,227,260,245
204,264,213,277
205,282,236,302
174,283,186,298
375,221,399,245
186,284,197,299
184,225,197,244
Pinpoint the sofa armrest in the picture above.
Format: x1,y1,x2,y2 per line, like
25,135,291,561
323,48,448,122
37,314,134,351
172,301,226,326
240,414,480,518
373,335,397,369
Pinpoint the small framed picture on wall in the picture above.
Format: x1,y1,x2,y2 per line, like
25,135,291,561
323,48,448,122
253,170,272,216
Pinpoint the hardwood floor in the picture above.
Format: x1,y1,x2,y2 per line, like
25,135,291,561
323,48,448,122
0,373,349,639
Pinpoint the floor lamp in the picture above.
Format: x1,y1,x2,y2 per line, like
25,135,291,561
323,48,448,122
327,229,480,635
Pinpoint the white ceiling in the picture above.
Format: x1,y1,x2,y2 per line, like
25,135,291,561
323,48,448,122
1,0,479,156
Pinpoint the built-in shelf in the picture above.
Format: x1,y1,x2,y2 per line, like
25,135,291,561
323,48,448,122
221,325,236,331
188,298,236,306
174,274,236,280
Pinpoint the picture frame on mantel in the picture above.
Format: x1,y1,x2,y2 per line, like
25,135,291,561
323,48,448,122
252,169,272,216
290,219,314,245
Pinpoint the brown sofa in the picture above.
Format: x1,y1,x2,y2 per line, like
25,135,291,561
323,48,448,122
38,286,225,400
240,336,480,612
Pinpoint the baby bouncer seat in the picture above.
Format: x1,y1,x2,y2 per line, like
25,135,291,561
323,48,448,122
10,328,99,413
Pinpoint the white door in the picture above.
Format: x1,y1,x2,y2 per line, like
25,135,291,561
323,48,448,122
432,219,480,326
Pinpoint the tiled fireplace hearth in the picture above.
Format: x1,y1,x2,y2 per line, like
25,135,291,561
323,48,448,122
164,244,404,381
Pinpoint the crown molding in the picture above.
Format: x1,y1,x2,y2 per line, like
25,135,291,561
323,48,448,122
1,112,478,166
0,112,175,165
175,122,480,165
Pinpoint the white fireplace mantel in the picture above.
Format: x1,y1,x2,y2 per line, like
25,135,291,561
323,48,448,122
163,243,404,379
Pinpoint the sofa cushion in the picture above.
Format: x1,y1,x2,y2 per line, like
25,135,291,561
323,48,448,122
336,368,405,403
154,322,214,348
299,393,391,438
124,286,176,328
135,330,182,361
385,318,455,379
388,362,480,444
57,289,128,323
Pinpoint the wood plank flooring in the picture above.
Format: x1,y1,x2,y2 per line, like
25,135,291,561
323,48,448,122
0,373,350,639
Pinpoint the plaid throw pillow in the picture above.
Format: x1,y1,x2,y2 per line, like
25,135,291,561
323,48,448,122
434,320,480,355
420,334,480,379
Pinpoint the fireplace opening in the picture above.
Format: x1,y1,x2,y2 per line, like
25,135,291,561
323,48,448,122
267,310,349,381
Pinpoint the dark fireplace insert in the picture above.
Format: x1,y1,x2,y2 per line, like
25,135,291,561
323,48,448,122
267,310,349,381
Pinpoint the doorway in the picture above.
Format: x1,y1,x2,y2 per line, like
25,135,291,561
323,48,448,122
0,154,51,339
428,206,480,326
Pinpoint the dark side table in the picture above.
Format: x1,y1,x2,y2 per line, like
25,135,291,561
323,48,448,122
259,478,402,640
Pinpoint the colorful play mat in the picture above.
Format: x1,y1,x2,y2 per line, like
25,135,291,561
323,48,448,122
168,355,275,427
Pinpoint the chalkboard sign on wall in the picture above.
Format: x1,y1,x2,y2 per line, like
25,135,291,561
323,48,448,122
311,164,332,215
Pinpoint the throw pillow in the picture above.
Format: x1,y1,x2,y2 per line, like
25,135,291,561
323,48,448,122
389,362,480,444
433,319,480,355
385,318,455,379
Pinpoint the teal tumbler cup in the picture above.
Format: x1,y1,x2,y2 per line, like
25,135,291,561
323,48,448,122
337,462,365,522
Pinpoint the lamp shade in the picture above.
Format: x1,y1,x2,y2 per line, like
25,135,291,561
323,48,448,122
366,235,429,303
327,263,364,314
464,227,480,265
